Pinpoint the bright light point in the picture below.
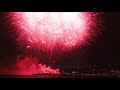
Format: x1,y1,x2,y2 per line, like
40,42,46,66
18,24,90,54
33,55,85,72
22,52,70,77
27,46,30,48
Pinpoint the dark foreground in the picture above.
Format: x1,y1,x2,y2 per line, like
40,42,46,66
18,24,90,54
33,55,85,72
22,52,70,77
0,73,120,78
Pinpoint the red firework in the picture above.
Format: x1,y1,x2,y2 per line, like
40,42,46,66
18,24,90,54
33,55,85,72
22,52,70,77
0,12,102,75
9,12,96,53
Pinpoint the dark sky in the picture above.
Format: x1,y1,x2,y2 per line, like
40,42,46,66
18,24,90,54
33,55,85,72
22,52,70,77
0,12,120,69
87,12,120,64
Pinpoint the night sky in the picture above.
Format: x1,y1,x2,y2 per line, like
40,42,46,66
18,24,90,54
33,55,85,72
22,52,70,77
0,12,120,70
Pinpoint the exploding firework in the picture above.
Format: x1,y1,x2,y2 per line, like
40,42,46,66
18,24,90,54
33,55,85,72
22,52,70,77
8,12,100,53
0,12,103,75
5,12,102,66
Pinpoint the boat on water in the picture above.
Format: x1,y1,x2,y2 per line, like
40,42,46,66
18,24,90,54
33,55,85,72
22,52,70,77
32,72,62,75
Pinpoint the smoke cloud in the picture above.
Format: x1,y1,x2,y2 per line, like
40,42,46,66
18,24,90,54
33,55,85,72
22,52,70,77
0,55,61,75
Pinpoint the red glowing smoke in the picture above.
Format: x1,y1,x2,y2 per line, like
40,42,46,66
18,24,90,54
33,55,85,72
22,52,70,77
0,56,60,75
9,12,97,53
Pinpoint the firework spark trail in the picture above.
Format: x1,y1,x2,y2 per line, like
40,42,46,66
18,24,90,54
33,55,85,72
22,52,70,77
9,12,96,54
6,12,102,66
0,12,102,75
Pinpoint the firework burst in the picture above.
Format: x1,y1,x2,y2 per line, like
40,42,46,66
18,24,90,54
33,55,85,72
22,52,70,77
6,12,102,64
